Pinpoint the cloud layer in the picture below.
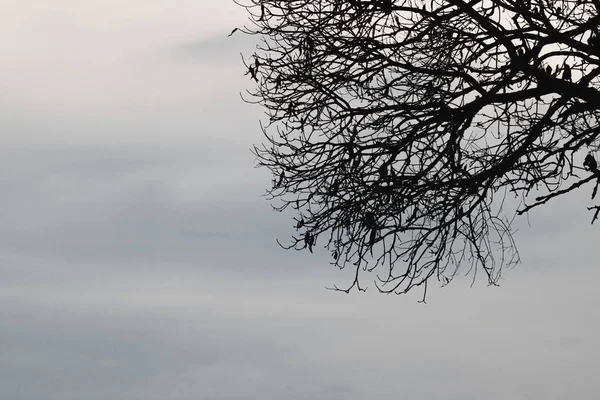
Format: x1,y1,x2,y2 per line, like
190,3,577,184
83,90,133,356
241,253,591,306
1,1,598,399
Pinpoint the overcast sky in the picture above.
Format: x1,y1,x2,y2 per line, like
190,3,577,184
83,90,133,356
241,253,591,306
1,2,599,399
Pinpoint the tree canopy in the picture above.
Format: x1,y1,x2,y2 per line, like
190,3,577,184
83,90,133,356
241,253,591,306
233,0,600,300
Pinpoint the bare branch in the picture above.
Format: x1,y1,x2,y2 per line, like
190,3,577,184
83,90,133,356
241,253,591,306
234,0,600,300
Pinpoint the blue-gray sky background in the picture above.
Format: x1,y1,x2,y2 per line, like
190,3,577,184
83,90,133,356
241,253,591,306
1,2,598,399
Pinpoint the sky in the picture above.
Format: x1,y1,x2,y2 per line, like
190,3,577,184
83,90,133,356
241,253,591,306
1,1,599,399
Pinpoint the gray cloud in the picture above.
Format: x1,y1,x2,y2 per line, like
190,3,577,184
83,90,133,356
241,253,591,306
2,97,598,400
1,2,599,399
170,32,260,66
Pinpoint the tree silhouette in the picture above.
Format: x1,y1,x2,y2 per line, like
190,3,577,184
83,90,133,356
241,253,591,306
232,0,600,300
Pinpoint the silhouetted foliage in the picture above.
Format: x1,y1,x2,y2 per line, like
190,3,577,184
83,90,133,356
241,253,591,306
232,0,600,300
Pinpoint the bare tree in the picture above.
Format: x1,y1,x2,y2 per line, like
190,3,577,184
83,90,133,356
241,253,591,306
232,0,600,300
